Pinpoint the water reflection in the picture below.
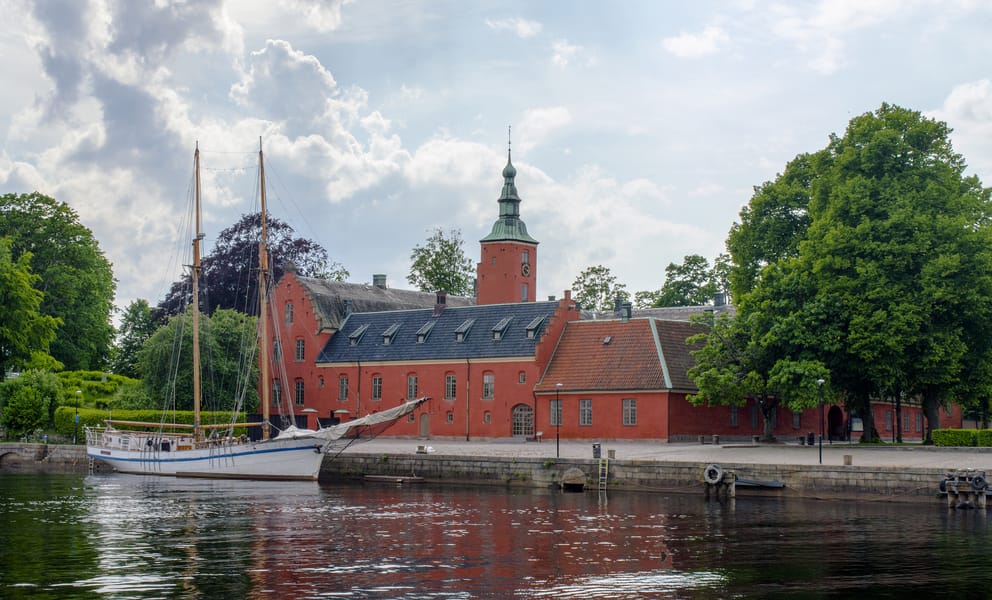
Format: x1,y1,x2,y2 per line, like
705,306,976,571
1,474,991,598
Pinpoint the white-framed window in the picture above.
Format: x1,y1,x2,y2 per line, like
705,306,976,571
484,412,492,424
295,338,305,362
622,398,637,426
521,283,528,301
792,411,801,430
518,371,526,384
446,412,454,424
916,413,922,432
294,380,305,406
338,376,348,402
445,374,457,400
550,399,561,427
273,340,281,362
272,380,281,407
579,399,592,426
482,372,494,400
521,250,529,265
730,406,738,427
407,374,418,400
903,412,910,431
885,410,893,431
371,375,382,401
285,302,294,325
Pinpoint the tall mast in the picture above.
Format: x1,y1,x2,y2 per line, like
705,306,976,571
192,143,203,442
258,138,271,440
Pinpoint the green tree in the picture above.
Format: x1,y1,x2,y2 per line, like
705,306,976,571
0,370,64,438
571,265,629,312
0,238,60,375
723,103,992,443
655,254,718,307
407,228,474,296
137,308,259,413
109,299,156,378
0,193,116,371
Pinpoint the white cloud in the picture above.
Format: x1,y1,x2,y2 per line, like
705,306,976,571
931,79,992,181
551,38,580,68
662,26,728,58
517,106,572,153
283,0,350,33
485,17,543,39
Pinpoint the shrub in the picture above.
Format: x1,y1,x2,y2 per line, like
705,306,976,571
932,429,977,447
976,430,992,447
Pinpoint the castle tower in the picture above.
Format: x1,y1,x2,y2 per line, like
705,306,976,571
476,131,538,304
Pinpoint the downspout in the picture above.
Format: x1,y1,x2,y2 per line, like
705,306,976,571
356,360,361,419
465,358,471,441
531,389,538,439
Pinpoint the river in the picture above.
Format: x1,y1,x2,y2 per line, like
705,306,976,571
0,473,989,598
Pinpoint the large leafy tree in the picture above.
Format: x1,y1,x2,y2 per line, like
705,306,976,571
0,238,60,376
157,213,347,317
718,103,992,443
655,254,718,307
571,265,629,312
0,370,64,438
0,193,116,371
137,308,259,413
407,227,474,296
109,299,156,378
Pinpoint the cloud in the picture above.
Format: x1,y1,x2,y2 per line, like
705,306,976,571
283,0,350,33
551,39,580,68
930,79,992,181
662,26,728,58
485,17,543,39
517,106,572,153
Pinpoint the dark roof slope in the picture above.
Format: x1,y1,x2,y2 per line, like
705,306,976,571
536,318,703,393
295,276,475,332
317,301,558,363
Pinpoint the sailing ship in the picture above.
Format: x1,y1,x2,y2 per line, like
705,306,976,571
86,141,427,480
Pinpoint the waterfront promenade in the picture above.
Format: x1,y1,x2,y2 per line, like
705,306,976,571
343,437,992,471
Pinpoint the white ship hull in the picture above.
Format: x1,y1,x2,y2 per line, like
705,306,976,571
87,430,325,480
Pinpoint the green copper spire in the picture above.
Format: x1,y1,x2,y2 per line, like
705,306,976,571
481,127,538,244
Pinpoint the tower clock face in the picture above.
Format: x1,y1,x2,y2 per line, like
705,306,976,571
521,263,531,276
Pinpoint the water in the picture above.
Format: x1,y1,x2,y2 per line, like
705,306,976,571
1,473,990,598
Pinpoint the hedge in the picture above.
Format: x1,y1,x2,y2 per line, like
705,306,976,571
977,430,992,447
932,429,977,447
53,407,252,438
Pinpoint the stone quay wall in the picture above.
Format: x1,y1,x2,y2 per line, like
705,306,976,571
319,452,947,502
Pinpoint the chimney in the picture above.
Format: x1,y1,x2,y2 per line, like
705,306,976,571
433,290,447,317
548,295,556,301
621,302,632,322
714,291,726,307
373,274,387,289
613,293,623,315
343,299,352,317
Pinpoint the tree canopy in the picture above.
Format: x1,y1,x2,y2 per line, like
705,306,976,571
0,193,116,371
109,299,156,378
571,265,629,312
137,308,259,413
407,227,475,296
157,213,347,318
0,238,60,376
704,103,992,443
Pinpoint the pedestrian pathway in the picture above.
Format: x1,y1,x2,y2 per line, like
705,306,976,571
344,437,992,470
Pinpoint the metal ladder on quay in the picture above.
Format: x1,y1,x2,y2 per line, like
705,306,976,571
598,458,609,491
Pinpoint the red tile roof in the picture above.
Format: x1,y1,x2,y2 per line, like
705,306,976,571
536,318,702,393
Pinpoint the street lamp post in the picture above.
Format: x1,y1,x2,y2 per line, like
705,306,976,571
75,389,81,445
817,379,825,465
555,383,563,459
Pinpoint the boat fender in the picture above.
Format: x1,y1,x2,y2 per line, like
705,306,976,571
939,478,947,493
703,464,723,485
971,476,987,491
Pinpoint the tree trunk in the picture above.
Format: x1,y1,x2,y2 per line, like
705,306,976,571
760,395,778,442
894,387,903,444
922,386,941,445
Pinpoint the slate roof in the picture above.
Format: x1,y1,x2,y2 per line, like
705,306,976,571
294,276,475,333
316,301,559,363
536,318,703,394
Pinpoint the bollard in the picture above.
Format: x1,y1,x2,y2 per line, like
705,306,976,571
843,455,852,466
712,434,720,445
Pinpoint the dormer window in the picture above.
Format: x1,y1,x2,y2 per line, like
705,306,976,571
382,323,400,346
348,323,369,346
492,316,512,341
455,319,476,342
416,321,436,344
525,315,545,339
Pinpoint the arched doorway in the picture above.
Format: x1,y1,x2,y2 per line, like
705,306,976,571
418,413,430,438
828,406,844,441
511,404,533,438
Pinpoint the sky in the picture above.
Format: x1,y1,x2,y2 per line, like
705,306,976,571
1,0,991,319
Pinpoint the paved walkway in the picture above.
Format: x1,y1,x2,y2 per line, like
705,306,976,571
344,438,992,471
